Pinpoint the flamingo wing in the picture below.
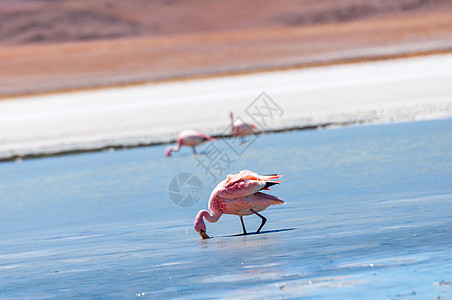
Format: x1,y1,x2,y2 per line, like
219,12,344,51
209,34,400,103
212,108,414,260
216,170,282,199
221,192,285,215
226,170,281,184
195,130,215,141
217,180,266,198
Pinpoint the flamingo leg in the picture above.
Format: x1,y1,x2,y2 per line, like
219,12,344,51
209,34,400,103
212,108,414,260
250,209,267,233
192,147,197,154
240,216,247,235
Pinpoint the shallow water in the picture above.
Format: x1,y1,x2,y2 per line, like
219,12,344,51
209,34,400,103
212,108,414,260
1,119,451,299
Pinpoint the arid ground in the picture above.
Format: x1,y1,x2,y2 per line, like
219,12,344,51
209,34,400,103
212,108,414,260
1,0,452,97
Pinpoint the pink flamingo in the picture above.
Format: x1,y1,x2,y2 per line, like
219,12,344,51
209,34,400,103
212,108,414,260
194,170,284,239
166,130,215,157
230,112,259,137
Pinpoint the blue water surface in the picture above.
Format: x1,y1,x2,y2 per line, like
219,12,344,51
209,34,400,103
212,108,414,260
0,119,451,299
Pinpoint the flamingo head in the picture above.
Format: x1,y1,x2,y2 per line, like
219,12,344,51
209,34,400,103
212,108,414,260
194,211,210,239
200,229,209,239
165,147,173,157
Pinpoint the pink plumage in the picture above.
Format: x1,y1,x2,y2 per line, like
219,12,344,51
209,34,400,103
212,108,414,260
166,130,215,157
230,112,259,137
194,170,285,239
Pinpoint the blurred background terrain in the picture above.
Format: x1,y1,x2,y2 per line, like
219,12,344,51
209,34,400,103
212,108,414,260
1,0,452,97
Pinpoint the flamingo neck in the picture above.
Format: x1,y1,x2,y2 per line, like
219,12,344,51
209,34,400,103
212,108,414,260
194,209,222,233
166,140,181,156
202,210,222,223
173,140,182,151
230,113,239,136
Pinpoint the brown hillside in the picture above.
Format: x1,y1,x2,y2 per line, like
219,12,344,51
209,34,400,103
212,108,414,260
1,0,452,97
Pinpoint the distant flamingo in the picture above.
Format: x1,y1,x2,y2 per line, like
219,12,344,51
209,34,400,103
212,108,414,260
166,130,215,157
194,170,284,239
230,112,259,138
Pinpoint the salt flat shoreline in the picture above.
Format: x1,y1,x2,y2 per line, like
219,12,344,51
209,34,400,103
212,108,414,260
2,47,451,102
1,53,452,162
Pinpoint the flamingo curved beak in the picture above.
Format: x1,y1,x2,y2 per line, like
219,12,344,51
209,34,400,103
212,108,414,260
200,229,209,239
